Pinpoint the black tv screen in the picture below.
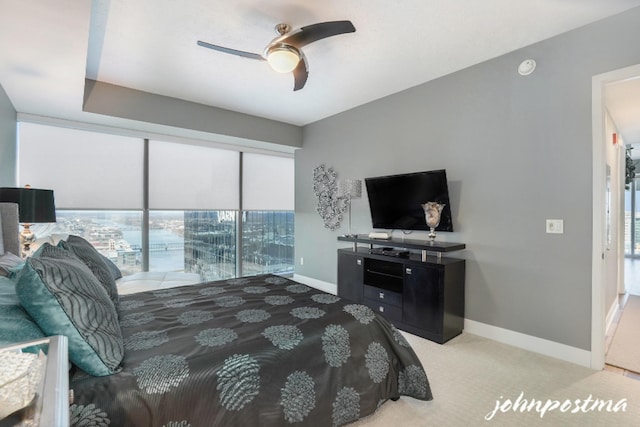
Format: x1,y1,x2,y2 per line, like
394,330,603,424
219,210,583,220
365,169,453,232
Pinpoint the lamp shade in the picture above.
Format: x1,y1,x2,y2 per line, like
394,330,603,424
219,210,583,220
0,187,56,223
339,179,362,199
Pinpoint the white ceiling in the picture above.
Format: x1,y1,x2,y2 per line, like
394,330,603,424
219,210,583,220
1,0,640,139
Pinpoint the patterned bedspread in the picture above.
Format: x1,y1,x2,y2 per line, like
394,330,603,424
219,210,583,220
69,274,432,426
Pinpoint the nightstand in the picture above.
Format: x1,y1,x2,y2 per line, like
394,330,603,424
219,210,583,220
0,336,69,426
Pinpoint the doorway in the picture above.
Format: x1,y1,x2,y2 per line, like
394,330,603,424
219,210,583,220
592,63,640,370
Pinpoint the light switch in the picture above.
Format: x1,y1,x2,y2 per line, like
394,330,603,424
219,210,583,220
546,219,564,234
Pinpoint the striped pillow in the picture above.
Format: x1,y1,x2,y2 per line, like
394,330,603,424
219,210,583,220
16,244,123,376
61,235,119,309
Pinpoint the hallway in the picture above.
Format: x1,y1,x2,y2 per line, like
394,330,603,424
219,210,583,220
603,258,640,379
624,257,640,296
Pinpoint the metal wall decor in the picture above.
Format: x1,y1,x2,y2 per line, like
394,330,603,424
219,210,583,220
313,164,348,230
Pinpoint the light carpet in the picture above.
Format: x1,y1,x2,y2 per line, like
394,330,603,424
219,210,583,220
351,332,640,426
606,295,640,373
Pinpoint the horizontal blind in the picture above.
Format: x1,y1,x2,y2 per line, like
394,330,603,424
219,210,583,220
242,153,294,211
18,122,144,209
149,140,239,210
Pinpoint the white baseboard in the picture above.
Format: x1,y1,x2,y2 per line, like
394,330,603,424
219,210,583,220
291,275,593,368
464,319,592,368
293,274,337,295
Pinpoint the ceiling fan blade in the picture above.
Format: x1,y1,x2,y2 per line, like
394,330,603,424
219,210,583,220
197,40,264,61
280,20,356,48
292,56,309,91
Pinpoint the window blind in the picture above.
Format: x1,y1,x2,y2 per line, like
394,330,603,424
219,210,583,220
242,152,294,211
148,140,240,210
19,124,292,212
18,122,144,209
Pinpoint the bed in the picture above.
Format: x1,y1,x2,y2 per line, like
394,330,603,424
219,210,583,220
0,202,433,426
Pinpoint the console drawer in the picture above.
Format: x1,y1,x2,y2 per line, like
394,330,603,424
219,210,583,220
363,285,402,307
364,299,403,322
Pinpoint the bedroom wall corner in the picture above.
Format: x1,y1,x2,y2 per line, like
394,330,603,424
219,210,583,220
293,274,337,295
0,83,17,186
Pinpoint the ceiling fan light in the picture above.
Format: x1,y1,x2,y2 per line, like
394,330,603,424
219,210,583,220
266,46,300,73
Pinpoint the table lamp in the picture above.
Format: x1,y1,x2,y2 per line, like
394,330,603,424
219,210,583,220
339,179,362,238
0,186,56,257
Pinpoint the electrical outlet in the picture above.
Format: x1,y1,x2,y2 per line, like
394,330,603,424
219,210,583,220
300,257,304,266
546,219,564,234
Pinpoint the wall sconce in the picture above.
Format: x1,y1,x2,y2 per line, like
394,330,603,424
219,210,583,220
0,186,56,257
339,179,362,237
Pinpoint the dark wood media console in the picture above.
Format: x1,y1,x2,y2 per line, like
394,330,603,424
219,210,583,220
337,235,465,344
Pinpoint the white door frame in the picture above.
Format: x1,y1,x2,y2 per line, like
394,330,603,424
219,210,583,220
591,63,640,369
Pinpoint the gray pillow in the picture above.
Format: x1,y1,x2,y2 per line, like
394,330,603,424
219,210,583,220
60,235,119,309
0,251,23,277
100,253,123,281
16,244,123,376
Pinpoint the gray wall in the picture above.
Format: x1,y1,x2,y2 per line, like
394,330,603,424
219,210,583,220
0,83,16,186
295,7,640,351
83,79,303,149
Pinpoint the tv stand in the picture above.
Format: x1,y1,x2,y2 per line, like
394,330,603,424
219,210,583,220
337,235,465,343
339,234,465,262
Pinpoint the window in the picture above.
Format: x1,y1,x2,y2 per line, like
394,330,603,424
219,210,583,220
148,140,241,279
241,152,295,276
34,210,144,275
184,210,237,280
242,211,294,276
19,122,294,279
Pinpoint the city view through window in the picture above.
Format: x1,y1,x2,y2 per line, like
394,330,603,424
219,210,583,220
34,210,294,281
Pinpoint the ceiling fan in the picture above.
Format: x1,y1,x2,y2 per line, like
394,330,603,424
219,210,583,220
197,20,356,91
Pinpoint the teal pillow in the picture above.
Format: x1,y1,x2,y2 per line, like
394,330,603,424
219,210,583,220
15,244,123,376
0,277,46,347
59,236,119,309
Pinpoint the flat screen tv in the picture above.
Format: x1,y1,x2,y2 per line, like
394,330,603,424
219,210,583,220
365,169,453,232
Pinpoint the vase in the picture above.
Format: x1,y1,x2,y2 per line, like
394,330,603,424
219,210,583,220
421,202,445,241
